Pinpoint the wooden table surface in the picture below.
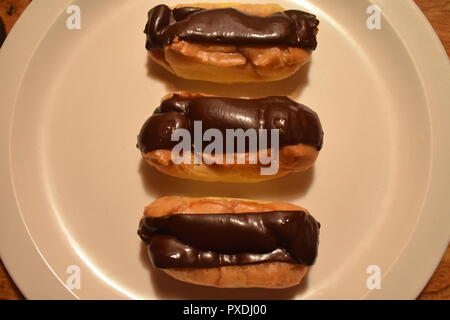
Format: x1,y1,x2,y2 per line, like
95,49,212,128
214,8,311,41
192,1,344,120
0,0,449,300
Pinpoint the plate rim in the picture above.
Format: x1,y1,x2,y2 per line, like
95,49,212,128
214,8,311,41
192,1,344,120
0,0,449,300
0,0,77,299
364,0,450,299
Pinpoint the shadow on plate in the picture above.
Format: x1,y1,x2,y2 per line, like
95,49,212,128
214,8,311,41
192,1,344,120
139,243,309,300
145,55,312,98
138,159,315,201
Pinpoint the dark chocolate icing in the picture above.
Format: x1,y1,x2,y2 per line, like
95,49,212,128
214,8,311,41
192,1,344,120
138,211,320,268
144,5,319,50
137,95,323,153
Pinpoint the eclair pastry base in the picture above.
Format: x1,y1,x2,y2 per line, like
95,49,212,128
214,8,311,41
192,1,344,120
148,3,313,83
144,196,310,288
141,92,319,183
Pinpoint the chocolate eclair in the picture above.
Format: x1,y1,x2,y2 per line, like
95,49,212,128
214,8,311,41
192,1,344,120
138,196,320,288
145,3,319,83
137,92,323,183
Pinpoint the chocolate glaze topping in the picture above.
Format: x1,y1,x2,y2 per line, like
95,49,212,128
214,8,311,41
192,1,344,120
145,5,319,50
138,211,320,268
137,95,323,153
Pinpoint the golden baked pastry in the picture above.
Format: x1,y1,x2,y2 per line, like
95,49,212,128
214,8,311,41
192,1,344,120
137,92,323,183
138,196,321,288
145,3,319,83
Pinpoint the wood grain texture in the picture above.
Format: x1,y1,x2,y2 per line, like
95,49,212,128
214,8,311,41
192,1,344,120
413,0,450,301
418,245,450,300
0,0,448,300
414,0,450,56
0,260,24,300
0,0,30,33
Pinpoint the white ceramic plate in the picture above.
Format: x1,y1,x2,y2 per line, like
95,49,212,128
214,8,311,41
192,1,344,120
0,0,449,300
